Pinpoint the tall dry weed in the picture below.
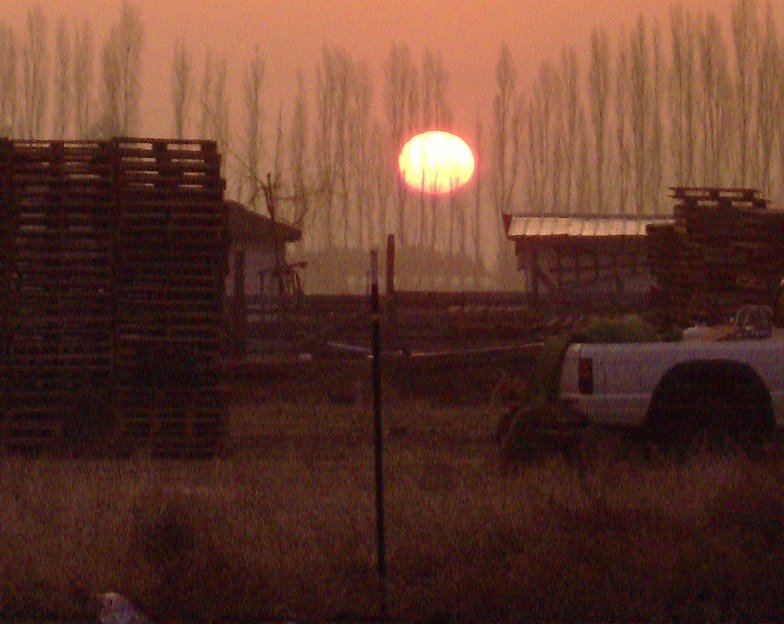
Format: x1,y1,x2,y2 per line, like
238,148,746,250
1,414,784,620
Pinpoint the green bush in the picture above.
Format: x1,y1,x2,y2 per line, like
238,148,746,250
572,314,682,345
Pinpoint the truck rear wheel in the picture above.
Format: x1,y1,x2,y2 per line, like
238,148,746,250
645,361,774,454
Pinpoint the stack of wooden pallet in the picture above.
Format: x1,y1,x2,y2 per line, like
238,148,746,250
0,139,10,444
0,138,228,456
648,187,781,324
113,138,228,457
734,206,784,298
2,140,115,450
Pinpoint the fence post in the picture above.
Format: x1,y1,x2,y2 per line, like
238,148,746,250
370,249,387,621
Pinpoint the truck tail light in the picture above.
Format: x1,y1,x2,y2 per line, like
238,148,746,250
578,357,593,395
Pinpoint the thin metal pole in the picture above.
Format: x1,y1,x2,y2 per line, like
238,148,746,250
370,249,387,621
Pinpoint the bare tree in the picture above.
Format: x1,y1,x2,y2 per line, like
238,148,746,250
53,17,70,138
549,67,564,213
776,40,784,201
212,57,231,192
614,36,630,214
99,0,144,135
755,0,778,197
313,47,371,250
588,27,611,212
384,44,419,247
99,46,118,136
368,121,391,249
491,45,523,223
198,51,214,139
474,114,485,288
314,48,339,247
422,49,451,128
195,51,231,194
560,45,579,212
648,21,664,213
629,16,650,214
288,71,309,235
347,61,371,249
731,0,759,185
73,18,93,138
421,48,452,250
242,47,264,208
574,107,592,214
490,44,524,286
313,52,332,247
21,7,48,138
171,39,191,139
698,11,731,185
331,51,350,248
272,107,284,192
445,186,456,273
0,22,18,135
526,61,559,214
669,4,697,185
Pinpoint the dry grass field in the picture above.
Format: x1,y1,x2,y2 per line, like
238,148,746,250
2,361,784,622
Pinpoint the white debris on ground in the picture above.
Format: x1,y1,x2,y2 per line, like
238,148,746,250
98,592,149,624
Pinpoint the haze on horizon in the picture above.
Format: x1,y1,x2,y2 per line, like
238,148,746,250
0,0,779,292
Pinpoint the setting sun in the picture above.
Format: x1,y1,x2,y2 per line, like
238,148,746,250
398,130,475,195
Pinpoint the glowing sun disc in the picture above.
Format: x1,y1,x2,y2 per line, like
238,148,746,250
398,130,475,195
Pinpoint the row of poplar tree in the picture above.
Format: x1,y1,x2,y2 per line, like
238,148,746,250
498,0,784,221
0,0,780,289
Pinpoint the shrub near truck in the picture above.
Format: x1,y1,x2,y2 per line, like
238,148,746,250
558,306,783,447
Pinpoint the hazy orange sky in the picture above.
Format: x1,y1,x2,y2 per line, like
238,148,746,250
0,0,743,140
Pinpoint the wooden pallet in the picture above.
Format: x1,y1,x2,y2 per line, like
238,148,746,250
669,186,767,205
0,138,229,456
651,187,784,324
114,138,228,385
1,382,80,452
115,385,228,458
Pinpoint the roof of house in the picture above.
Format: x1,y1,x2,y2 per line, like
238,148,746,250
226,200,302,243
503,213,672,239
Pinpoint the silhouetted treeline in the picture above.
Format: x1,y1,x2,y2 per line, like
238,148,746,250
0,0,780,292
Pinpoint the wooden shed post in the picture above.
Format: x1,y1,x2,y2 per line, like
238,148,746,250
530,242,540,306
386,234,396,327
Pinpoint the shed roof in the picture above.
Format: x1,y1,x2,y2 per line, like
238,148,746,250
227,200,302,244
504,213,672,240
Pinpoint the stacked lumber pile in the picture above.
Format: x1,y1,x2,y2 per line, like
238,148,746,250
648,187,782,325
1,140,115,450
0,138,228,456
0,140,10,437
113,139,228,457
734,206,784,297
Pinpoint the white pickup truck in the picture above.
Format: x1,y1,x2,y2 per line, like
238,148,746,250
558,305,783,447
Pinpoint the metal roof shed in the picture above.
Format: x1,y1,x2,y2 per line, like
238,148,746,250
503,213,672,304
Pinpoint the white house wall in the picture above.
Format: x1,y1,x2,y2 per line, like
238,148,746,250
226,243,285,297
